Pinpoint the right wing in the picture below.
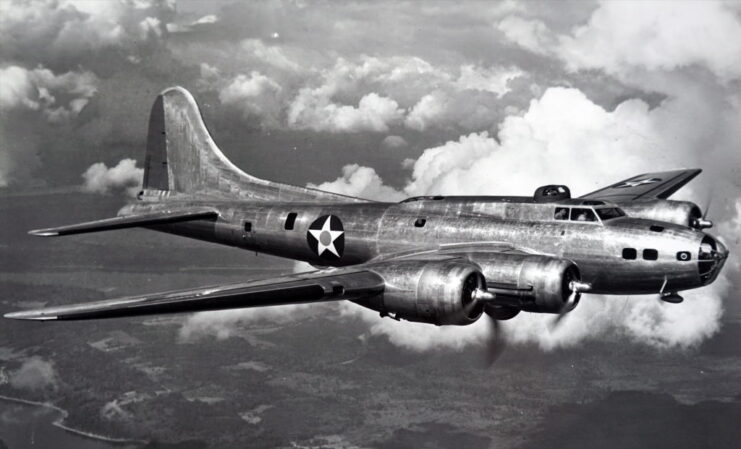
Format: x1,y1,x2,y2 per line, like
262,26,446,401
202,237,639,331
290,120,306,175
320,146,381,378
579,169,701,202
4,268,384,321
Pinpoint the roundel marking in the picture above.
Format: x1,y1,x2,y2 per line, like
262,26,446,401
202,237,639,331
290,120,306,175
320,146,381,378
307,215,345,260
614,177,662,188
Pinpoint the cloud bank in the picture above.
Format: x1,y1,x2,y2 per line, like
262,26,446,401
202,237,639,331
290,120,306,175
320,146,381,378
82,158,143,197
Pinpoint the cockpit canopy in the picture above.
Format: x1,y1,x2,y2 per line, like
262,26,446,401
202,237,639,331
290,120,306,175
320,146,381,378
554,205,625,223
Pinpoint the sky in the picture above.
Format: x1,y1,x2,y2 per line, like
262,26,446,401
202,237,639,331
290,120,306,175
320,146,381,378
1,0,740,352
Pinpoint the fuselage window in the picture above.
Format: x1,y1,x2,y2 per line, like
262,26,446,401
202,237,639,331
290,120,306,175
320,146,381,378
554,207,569,220
414,218,427,227
570,208,597,222
284,212,297,230
643,249,659,260
244,221,252,232
676,251,691,261
622,248,637,260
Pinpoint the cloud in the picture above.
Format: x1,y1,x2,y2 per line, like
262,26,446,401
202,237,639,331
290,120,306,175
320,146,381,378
219,71,283,126
0,0,175,68
404,65,522,132
307,164,405,201
0,65,98,122
455,64,523,96
10,356,58,390
288,91,404,133
497,16,553,55
81,158,143,197
404,87,665,196
557,1,741,82
202,51,522,132
380,135,408,150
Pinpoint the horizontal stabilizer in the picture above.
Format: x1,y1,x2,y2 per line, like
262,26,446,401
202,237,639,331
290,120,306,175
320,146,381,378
4,269,384,321
28,208,218,237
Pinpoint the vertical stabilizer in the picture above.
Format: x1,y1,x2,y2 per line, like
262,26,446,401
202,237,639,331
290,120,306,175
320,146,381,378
142,86,362,202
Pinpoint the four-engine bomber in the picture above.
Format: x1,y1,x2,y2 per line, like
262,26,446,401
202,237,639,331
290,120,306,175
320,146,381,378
6,87,728,334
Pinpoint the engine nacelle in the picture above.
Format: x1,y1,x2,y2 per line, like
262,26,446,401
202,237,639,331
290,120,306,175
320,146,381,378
617,199,706,228
366,259,486,326
472,253,582,314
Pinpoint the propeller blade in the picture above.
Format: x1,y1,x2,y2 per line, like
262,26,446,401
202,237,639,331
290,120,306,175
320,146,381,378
549,280,590,330
483,314,507,367
703,189,713,220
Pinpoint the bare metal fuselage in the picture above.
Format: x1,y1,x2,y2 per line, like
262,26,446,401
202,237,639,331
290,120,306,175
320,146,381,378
129,195,725,296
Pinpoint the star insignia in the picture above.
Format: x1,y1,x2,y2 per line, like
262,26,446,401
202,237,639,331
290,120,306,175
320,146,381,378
614,177,662,188
307,215,345,259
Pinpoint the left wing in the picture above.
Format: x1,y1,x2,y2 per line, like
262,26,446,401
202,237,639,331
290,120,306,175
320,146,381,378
580,169,701,202
4,268,384,321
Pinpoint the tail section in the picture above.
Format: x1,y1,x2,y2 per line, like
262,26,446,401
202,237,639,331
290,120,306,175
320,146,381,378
142,86,361,202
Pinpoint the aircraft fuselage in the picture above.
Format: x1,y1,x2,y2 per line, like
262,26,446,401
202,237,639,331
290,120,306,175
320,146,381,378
128,196,727,296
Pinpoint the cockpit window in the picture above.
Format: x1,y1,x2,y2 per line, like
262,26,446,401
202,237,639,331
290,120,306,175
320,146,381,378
595,207,625,220
570,208,597,222
554,207,569,220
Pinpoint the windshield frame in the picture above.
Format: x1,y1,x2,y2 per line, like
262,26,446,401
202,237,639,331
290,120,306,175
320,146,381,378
595,207,626,221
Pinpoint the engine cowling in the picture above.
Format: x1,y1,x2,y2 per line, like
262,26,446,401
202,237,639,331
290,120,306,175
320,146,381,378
367,259,486,326
472,253,582,314
617,199,707,228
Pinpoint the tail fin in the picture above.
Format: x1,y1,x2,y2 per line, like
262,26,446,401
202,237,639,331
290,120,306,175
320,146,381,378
142,86,360,202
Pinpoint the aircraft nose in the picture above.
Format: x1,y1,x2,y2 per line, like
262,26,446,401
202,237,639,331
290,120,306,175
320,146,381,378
698,234,729,285
716,238,729,259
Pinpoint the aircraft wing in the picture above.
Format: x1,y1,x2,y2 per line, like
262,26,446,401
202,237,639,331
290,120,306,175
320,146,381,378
4,268,384,321
579,169,701,202
28,207,218,237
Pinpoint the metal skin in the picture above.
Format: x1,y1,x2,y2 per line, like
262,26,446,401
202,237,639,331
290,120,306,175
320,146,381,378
6,87,729,327
129,197,725,296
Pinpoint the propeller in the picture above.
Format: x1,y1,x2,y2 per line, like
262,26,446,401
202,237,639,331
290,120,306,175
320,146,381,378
471,287,510,367
693,189,714,229
550,278,590,330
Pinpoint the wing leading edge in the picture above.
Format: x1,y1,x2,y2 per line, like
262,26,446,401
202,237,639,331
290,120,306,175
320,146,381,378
4,269,384,321
580,169,701,202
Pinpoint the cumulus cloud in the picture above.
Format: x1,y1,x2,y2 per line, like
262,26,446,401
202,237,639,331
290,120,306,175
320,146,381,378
0,65,97,122
497,16,554,55
455,65,522,96
0,0,175,67
205,52,521,132
557,1,741,82
380,135,408,150
81,158,143,197
219,71,283,126
405,88,664,196
10,356,58,390
288,91,404,133
307,164,405,201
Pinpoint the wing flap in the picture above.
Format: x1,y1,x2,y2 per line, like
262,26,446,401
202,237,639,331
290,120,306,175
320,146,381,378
580,169,701,202
28,208,218,237
4,269,384,321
